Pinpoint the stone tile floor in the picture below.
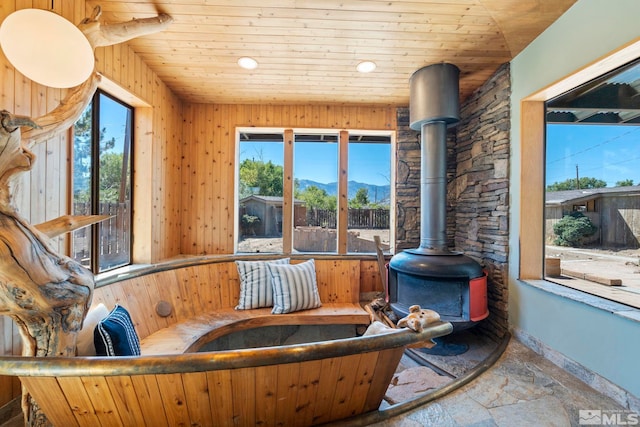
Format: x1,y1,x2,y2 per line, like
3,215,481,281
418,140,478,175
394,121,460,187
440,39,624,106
373,338,635,427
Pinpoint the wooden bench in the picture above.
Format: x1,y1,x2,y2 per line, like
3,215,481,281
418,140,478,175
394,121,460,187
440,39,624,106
140,303,370,354
91,257,371,355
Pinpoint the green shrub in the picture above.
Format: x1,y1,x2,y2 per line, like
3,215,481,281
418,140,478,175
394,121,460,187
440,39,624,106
241,214,261,236
553,211,597,247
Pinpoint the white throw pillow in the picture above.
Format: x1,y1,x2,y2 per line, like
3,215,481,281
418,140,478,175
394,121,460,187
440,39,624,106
268,259,322,314
77,303,110,356
235,258,290,309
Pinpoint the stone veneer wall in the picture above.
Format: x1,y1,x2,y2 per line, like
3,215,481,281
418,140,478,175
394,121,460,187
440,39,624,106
394,63,510,341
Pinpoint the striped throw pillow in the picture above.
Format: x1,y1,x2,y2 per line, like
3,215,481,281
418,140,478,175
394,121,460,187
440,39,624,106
235,258,290,309
268,259,322,314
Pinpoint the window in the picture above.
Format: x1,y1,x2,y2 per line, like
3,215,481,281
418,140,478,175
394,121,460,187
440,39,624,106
72,90,133,273
347,134,391,253
542,59,640,308
236,128,393,254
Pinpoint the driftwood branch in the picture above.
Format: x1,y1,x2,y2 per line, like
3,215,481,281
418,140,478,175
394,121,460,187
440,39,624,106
33,214,112,238
20,74,100,146
79,5,174,49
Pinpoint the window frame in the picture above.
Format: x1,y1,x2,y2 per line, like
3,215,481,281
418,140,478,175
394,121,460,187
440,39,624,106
72,89,135,274
519,40,640,308
235,127,395,255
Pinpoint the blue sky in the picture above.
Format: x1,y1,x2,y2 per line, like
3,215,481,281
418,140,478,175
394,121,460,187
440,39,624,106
546,124,640,187
99,93,130,152
239,140,391,186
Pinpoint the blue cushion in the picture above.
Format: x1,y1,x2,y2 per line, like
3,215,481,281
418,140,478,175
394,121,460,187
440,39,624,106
94,305,141,356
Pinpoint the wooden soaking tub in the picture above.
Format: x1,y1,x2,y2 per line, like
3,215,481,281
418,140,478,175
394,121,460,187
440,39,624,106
1,323,452,427
0,256,453,426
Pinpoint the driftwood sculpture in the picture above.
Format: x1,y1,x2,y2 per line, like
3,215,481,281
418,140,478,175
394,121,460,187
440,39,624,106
0,6,172,426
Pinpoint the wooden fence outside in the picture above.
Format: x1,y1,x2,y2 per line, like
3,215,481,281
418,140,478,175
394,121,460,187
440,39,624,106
72,201,131,270
306,208,389,229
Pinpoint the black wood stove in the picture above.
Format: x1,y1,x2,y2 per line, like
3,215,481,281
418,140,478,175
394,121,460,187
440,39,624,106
389,63,488,332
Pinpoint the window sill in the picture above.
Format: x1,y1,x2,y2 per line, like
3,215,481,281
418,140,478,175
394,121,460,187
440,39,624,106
520,279,640,324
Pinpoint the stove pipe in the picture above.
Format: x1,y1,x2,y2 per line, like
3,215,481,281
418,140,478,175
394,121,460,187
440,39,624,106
409,63,459,255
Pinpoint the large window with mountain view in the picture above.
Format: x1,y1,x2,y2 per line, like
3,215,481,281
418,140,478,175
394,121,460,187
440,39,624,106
544,58,640,307
236,129,393,254
72,90,133,273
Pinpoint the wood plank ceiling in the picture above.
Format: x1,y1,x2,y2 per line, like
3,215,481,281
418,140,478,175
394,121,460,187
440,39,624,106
86,0,577,105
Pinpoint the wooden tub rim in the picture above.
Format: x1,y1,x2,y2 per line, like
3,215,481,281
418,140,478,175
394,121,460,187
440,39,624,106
0,321,453,377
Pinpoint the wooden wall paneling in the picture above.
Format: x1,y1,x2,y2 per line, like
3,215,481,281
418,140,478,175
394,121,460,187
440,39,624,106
151,78,164,260
225,104,237,253
80,376,123,426
311,357,342,425
94,46,105,79
224,104,237,253
174,266,200,318
156,374,191,426
181,372,214,426
334,352,377,420
231,368,256,426
218,263,239,309
359,260,384,294
254,365,278,426
182,105,194,253
204,104,216,254
122,279,154,339
274,363,300,425
14,59,31,220
294,359,323,426
56,376,103,426
140,274,173,332
206,370,234,423
103,45,113,82
132,106,153,263
127,47,136,93
362,348,404,411
195,104,208,254
104,376,147,427
165,89,181,257
20,377,79,427
111,44,122,84
130,375,170,427
329,354,362,420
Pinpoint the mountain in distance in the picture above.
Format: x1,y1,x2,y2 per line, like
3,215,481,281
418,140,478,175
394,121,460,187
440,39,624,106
296,179,390,204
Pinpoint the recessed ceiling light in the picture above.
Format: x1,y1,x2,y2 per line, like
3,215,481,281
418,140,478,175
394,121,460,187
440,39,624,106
237,57,258,70
356,61,376,73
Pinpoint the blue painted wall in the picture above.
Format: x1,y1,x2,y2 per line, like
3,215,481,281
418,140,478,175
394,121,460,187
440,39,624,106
509,0,640,398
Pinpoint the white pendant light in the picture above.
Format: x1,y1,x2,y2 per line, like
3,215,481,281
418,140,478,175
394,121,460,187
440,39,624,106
0,9,94,88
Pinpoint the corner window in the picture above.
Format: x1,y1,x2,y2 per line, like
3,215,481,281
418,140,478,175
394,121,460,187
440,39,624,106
544,58,640,308
236,128,393,254
72,90,133,273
